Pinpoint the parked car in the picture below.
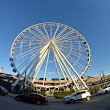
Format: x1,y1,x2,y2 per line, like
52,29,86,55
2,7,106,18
0,86,8,96
97,85,110,95
63,90,91,104
15,93,48,104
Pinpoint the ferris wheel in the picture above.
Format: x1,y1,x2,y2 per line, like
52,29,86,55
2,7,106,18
10,22,91,91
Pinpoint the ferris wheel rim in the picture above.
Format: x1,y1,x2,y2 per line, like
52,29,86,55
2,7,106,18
10,22,91,89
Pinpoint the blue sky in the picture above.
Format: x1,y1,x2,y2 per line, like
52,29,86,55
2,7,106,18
0,0,110,76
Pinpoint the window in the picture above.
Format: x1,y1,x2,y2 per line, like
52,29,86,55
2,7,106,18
77,91,86,95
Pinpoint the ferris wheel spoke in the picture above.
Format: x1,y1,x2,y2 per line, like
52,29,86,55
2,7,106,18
50,24,52,39
21,33,35,40
28,30,47,42
56,39,84,44
59,46,87,61
12,41,50,88
43,47,50,85
57,44,72,53
21,39,32,43
14,42,45,52
60,48,75,58
17,61,30,71
54,30,74,41
29,48,43,60
15,50,36,60
16,47,44,70
31,42,50,65
36,27,48,41
25,42,50,61
63,48,87,61
72,46,87,52
53,26,67,40
80,47,88,52
57,45,71,50
11,51,41,88
30,41,46,47
54,35,78,42
56,38,77,43
17,40,31,44
15,48,42,61
59,46,72,54
43,24,50,40
15,44,46,60
16,48,42,71
57,42,88,54
30,44,46,50
63,51,85,70
52,24,59,39
56,40,78,45
19,35,32,42
71,51,88,60
56,42,72,48
21,32,36,41
32,48,49,83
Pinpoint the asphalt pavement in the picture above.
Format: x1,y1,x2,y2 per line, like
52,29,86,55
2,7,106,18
1,93,110,110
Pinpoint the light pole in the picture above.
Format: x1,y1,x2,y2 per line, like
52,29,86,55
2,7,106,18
101,68,106,88
23,70,26,94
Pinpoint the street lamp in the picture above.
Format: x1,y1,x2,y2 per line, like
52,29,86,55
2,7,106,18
22,70,27,94
101,68,106,88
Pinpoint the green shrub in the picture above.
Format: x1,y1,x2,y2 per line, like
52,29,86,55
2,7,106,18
54,90,74,99
89,86,100,94
9,90,23,94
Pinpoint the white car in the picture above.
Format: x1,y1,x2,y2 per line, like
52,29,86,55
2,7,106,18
97,86,110,95
63,90,91,104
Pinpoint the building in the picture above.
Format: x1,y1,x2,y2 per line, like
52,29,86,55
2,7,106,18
0,67,4,73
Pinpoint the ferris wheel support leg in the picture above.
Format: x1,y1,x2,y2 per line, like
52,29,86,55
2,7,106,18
53,44,80,90
54,52,68,83
21,53,48,89
11,57,38,89
43,47,50,85
11,72,25,89
28,44,50,83
11,58,38,89
53,46,69,83
11,43,50,89
26,43,50,83
27,43,49,84
53,56,61,85
53,49,71,83
52,41,88,90
32,49,49,83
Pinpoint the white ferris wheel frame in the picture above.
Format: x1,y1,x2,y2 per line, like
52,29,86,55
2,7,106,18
10,22,91,90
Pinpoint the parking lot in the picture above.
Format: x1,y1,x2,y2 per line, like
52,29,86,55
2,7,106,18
0,93,110,110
